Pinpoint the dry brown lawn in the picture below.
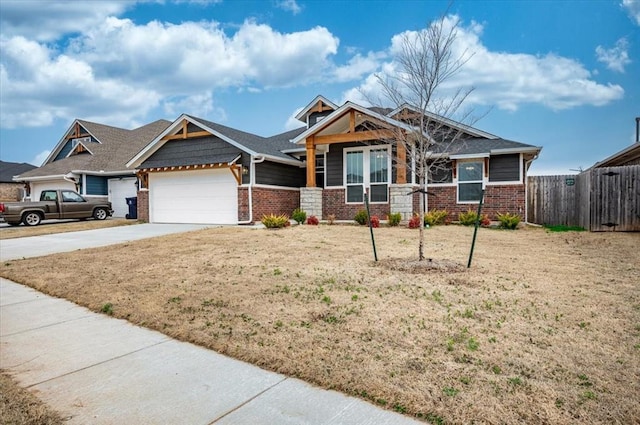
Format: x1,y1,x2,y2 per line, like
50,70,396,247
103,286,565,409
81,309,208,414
0,218,136,240
1,225,639,424
0,371,64,425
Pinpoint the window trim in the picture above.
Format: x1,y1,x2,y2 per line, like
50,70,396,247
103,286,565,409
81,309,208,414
343,144,391,204
457,159,484,204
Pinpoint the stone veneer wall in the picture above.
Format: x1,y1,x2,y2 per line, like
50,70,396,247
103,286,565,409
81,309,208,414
300,187,323,219
136,189,149,222
389,184,415,221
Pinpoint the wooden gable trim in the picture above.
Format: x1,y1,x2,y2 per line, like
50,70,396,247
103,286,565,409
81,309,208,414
160,119,212,141
313,129,395,144
138,163,242,185
315,100,334,113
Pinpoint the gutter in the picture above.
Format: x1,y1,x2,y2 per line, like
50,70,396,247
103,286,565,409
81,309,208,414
237,155,266,225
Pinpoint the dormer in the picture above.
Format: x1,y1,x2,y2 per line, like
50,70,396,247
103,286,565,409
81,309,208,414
295,95,338,129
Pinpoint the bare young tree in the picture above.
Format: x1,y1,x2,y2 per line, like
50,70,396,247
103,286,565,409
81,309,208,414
370,14,479,261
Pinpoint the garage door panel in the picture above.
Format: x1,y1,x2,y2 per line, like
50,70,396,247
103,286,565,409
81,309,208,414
149,169,237,224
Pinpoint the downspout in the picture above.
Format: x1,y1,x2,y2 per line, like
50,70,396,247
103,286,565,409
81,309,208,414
524,155,538,225
238,155,266,225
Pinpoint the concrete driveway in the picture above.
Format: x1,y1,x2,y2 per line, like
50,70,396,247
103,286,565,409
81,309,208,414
0,223,212,261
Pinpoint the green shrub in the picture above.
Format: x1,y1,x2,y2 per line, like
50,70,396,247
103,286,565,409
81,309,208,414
496,212,521,229
458,210,478,226
262,214,290,228
292,208,307,224
354,210,368,225
424,209,449,226
387,212,402,227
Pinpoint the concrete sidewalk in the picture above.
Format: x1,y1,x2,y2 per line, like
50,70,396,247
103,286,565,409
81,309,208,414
0,223,213,261
1,278,421,424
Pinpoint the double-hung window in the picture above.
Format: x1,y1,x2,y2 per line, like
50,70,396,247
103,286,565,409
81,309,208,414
345,146,389,203
457,161,483,202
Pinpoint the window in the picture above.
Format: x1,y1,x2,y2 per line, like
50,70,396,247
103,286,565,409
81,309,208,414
345,146,389,203
458,161,483,202
315,154,325,188
61,191,84,202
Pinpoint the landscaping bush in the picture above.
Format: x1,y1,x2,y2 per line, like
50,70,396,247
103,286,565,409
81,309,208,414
370,215,380,228
480,214,491,227
306,215,319,225
496,212,521,229
327,214,336,225
262,214,290,228
408,214,421,229
292,208,307,225
387,212,402,227
424,209,449,226
458,210,478,226
354,210,368,225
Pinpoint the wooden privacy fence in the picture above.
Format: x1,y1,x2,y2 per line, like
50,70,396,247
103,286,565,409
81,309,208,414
527,165,640,231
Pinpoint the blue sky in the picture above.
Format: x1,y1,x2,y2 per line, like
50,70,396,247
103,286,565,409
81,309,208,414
1,0,638,175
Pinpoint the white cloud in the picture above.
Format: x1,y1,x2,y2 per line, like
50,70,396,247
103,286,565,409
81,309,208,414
284,108,304,130
163,92,227,121
0,1,130,41
333,51,386,83
596,38,631,73
349,16,624,112
0,36,161,129
276,0,302,15
622,0,640,25
32,150,51,166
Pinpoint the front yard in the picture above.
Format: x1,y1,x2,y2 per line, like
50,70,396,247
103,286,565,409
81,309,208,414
1,224,638,424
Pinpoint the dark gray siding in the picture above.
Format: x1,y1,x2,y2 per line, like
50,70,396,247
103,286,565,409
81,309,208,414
309,111,332,127
489,154,520,182
140,136,243,168
54,141,73,161
255,161,305,187
86,175,108,195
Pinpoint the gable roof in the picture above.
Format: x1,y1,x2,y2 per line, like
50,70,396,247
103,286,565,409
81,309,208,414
291,101,417,145
294,95,338,122
16,119,171,180
387,104,498,139
0,161,36,183
444,138,541,157
127,115,303,169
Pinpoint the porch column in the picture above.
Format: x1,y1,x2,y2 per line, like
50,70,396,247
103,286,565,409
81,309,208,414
300,187,323,219
390,184,414,222
396,142,407,184
306,136,316,187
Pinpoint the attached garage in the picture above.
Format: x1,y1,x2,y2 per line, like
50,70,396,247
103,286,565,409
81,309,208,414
108,177,138,217
149,168,238,224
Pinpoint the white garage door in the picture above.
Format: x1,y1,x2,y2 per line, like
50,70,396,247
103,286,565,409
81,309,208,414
149,168,238,224
108,178,138,217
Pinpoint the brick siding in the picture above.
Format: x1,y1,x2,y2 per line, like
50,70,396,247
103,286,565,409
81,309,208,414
323,188,390,220
136,190,149,222
251,187,300,223
0,183,22,202
419,184,525,219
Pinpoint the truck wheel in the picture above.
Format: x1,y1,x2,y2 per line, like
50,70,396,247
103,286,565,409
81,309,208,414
93,208,108,220
22,212,42,226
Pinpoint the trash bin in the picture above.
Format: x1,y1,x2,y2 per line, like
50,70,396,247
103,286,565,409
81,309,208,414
125,197,137,219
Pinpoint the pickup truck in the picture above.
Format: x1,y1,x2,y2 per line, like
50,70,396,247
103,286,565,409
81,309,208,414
0,189,113,226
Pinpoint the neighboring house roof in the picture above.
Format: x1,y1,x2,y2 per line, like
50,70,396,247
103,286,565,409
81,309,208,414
591,143,640,168
0,161,36,183
16,119,171,180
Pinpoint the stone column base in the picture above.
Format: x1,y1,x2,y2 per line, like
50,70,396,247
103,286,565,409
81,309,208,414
389,184,415,222
300,187,323,218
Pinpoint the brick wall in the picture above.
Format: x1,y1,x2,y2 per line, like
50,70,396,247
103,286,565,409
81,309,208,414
323,188,390,220
420,184,525,219
238,187,250,222
0,183,23,201
251,187,300,222
137,189,149,222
